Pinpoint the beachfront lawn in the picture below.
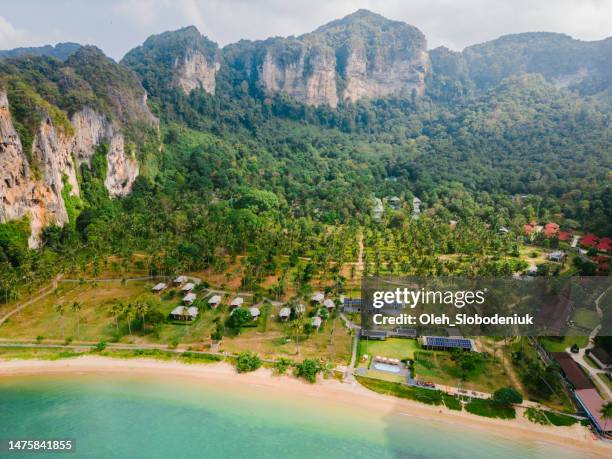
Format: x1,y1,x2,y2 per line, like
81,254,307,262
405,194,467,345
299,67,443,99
465,398,515,419
571,308,600,330
524,407,578,426
357,338,420,362
412,350,511,394
540,336,589,352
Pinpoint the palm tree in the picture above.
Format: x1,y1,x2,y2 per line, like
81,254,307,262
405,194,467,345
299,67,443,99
55,304,65,338
110,302,123,334
601,402,612,431
124,303,135,335
71,302,82,339
135,300,150,331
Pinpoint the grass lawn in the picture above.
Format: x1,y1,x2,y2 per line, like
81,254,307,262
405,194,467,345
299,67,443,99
365,369,406,383
465,398,515,419
413,350,512,394
356,376,447,406
357,338,420,362
571,308,600,330
524,407,578,426
540,336,589,352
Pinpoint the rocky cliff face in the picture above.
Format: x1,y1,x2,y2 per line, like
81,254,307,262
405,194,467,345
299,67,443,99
0,91,143,246
251,10,429,107
175,50,220,94
122,26,221,97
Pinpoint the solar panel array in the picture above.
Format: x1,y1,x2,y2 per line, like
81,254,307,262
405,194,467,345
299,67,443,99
424,336,472,349
343,298,363,306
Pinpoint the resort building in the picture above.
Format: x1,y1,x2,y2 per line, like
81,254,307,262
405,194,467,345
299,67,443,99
278,307,291,321
173,275,187,285
181,282,195,292
311,292,324,304
323,298,335,309
362,329,388,340
420,336,474,352
588,347,611,371
152,282,167,293
343,298,362,313
182,293,196,305
208,295,222,308
551,352,594,390
311,316,322,329
575,388,612,437
170,306,198,321
230,297,244,309
249,307,260,320
548,251,566,262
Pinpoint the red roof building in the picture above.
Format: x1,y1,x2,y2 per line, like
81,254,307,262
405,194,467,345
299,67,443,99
580,234,599,248
543,222,559,238
558,231,572,242
523,224,535,235
596,237,612,252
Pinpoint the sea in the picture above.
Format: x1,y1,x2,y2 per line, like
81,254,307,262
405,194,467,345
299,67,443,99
0,373,601,458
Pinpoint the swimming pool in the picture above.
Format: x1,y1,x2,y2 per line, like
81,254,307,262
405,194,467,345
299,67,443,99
373,362,400,373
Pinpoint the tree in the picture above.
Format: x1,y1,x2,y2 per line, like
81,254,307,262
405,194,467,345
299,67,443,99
124,303,135,335
235,351,261,373
71,302,82,339
294,358,321,383
492,387,523,406
55,304,65,338
228,308,251,331
110,302,122,334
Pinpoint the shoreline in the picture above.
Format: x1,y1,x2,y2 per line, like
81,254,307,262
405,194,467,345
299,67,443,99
1,355,610,457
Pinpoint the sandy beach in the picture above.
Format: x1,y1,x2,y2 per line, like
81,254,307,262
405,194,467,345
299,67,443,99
1,355,610,457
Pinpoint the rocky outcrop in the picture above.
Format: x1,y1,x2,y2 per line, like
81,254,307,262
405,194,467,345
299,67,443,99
246,10,429,107
0,91,143,246
176,50,220,94
0,91,75,246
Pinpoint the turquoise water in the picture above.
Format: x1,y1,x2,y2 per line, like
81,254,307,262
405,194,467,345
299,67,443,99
0,373,601,458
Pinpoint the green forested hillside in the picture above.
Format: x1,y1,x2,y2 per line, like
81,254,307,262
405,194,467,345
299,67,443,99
0,12,610,302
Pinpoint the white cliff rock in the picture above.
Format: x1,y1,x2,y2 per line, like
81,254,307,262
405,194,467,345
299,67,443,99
0,91,144,246
176,51,220,94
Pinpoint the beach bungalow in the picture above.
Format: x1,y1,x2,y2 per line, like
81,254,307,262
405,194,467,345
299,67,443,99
323,298,335,310
182,292,196,305
249,307,261,321
278,307,291,321
580,234,599,248
311,292,324,304
311,316,322,329
181,282,195,292
230,297,244,309
597,237,612,253
208,295,222,308
152,282,167,293
295,304,306,316
549,251,566,262
173,275,188,285
170,305,198,321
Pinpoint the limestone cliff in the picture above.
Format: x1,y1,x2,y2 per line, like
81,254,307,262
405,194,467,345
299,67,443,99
249,10,429,107
122,26,221,97
0,91,144,246
175,50,220,94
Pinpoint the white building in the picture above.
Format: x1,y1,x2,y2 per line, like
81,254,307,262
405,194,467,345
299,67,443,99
183,293,196,304
181,282,195,292
152,282,167,293
249,307,261,320
311,316,322,329
311,292,324,303
278,307,291,321
170,305,198,321
173,275,187,285
230,297,244,308
209,295,222,307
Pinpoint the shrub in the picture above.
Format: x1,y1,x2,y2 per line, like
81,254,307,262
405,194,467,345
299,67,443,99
294,358,321,383
492,387,523,406
236,351,261,373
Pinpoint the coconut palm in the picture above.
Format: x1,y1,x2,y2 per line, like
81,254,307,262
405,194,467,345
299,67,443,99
71,302,82,339
110,302,123,334
135,299,150,331
124,303,135,335
55,304,65,338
